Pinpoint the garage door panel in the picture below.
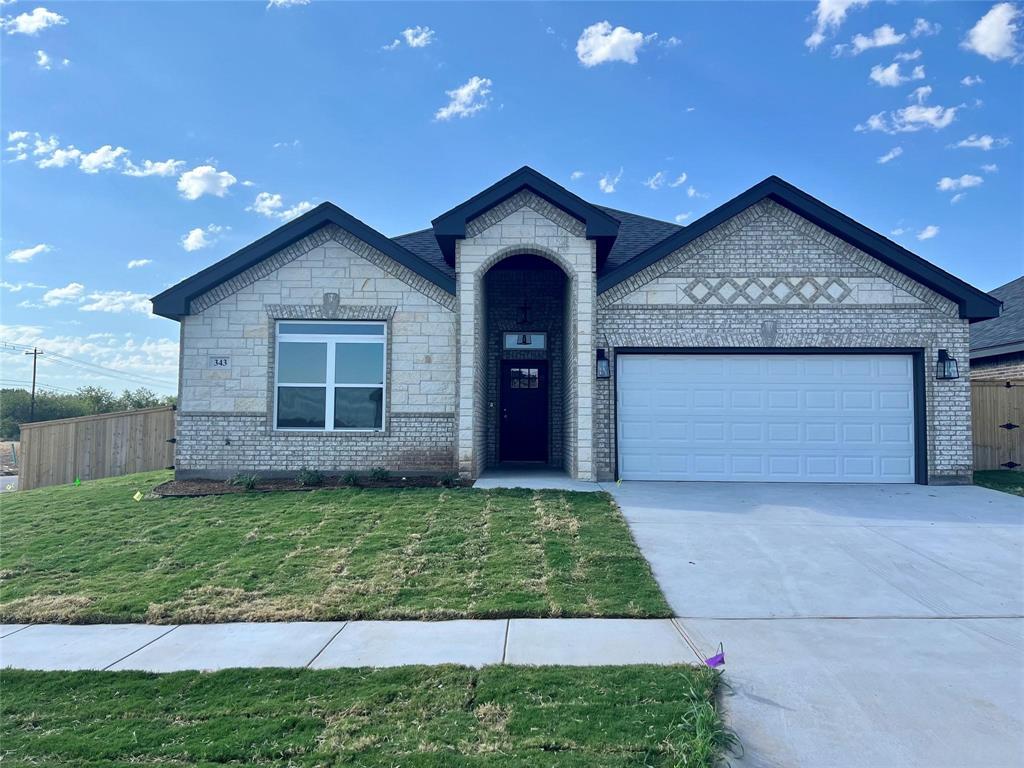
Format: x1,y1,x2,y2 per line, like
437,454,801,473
617,354,916,483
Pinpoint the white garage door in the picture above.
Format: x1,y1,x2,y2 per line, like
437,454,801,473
617,354,916,483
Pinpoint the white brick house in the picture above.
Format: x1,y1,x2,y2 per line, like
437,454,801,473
153,168,1000,484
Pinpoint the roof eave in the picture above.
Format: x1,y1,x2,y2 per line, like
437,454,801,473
151,202,455,321
597,176,1001,322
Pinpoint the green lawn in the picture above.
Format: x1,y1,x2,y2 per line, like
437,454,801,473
974,470,1024,497
0,471,669,623
0,666,731,767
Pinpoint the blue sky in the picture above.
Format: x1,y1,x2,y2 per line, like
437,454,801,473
2,1,1022,396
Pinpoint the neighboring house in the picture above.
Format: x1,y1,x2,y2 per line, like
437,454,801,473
970,276,1024,380
152,168,1000,485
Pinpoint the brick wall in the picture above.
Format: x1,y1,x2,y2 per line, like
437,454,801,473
594,199,973,483
176,224,457,478
970,352,1024,380
455,191,596,479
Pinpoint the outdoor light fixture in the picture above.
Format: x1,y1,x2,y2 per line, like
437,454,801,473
596,348,611,379
936,349,959,380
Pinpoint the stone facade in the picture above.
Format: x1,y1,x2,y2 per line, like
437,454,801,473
175,194,974,485
455,192,595,480
175,226,458,478
595,199,973,483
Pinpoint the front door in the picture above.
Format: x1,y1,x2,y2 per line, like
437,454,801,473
499,360,549,462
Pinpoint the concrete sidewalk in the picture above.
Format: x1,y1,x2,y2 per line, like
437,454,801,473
0,618,704,672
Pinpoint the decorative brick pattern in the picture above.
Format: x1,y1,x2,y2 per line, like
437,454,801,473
594,201,973,484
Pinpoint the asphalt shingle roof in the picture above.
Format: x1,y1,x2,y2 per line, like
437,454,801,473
391,204,684,281
971,276,1024,352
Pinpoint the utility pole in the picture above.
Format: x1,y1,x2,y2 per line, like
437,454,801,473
24,348,43,422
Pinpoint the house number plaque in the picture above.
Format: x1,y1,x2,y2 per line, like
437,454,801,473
208,356,231,369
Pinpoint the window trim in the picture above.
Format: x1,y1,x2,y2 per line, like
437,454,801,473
273,319,387,432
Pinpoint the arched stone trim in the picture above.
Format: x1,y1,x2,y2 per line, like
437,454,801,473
474,244,579,284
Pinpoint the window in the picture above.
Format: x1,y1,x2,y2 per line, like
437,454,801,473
274,321,386,431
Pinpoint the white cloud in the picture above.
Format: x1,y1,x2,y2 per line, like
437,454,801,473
960,74,984,86
856,98,959,134
36,49,50,69
127,259,153,269
43,282,84,306
122,158,184,177
954,133,1011,150
844,24,906,55
643,171,666,190
916,225,939,240
937,174,984,191
180,224,225,252
7,243,52,263
37,145,80,168
79,290,152,315
894,48,922,61
598,167,623,193
660,35,682,48
570,170,584,180
402,25,434,47
686,185,709,199
267,0,310,7
177,164,237,199
891,226,907,236
247,192,314,221
877,146,903,164
674,211,693,223
7,130,28,141
868,61,925,87
0,324,179,391
78,145,129,174
381,38,401,51
962,2,1022,62
982,163,999,172
2,6,67,35
669,172,688,187
911,18,941,38
910,85,932,104
950,193,966,205
805,0,869,50
434,76,492,121
576,21,650,66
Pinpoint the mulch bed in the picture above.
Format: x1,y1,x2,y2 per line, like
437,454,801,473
152,475,464,497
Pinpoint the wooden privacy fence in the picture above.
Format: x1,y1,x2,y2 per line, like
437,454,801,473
971,379,1024,471
18,406,175,490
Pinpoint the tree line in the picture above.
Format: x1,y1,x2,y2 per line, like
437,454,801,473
0,386,176,439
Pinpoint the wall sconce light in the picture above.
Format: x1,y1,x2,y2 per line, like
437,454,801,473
596,348,611,379
936,349,959,380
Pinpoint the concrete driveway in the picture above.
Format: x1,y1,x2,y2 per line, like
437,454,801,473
607,481,1024,768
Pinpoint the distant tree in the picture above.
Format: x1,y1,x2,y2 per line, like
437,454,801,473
0,386,176,439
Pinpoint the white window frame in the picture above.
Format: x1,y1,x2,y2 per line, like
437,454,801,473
273,320,387,432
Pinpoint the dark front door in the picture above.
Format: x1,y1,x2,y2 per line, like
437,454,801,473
499,360,549,462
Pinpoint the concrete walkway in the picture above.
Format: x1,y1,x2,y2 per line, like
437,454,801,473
608,480,1024,768
473,468,600,492
0,618,704,672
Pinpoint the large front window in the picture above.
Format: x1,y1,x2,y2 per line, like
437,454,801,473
274,321,385,431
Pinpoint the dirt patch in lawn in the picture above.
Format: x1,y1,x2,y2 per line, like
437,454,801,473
154,474,466,496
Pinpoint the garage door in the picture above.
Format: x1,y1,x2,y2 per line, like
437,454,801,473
617,354,917,483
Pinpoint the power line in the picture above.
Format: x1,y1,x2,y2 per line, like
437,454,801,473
0,340,175,389
0,379,77,394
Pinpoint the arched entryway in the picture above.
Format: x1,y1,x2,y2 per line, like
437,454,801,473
481,253,571,471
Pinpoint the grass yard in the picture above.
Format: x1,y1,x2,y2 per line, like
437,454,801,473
974,470,1024,497
0,471,669,623
0,665,731,767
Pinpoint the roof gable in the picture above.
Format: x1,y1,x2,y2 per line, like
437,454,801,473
430,166,620,265
597,176,1001,321
151,202,456,320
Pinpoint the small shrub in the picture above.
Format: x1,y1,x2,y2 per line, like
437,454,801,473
369,466,390,482
227,472,260,491
437,472,460,488
296,467,324,487
342,471,360,487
